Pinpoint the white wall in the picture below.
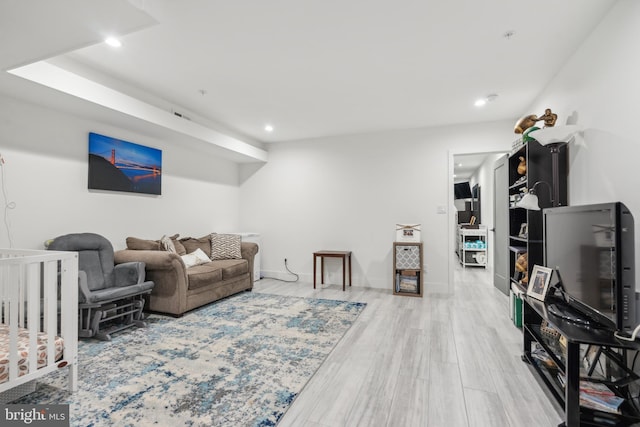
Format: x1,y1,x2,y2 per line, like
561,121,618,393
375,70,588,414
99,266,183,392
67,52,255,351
527,0,640,287
0,95,242,250
240,121,514,290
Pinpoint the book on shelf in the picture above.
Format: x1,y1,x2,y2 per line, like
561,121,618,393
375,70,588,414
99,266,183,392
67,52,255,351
396,274,418,293
580,390,624,414
555,377,625,414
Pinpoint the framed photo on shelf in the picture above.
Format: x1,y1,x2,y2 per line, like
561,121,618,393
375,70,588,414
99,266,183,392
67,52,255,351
518,223,528,238
527,265,553,301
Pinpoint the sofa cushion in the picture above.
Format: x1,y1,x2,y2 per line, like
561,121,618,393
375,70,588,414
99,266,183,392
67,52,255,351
126,237,161,251
187,264,223,290
180,235,212,257
211,233,242,260
217,259,249,280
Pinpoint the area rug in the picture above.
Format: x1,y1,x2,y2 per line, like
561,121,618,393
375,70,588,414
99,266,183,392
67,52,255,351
14,292,366,426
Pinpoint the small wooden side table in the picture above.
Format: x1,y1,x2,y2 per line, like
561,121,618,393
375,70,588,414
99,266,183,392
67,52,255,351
313,250,352,291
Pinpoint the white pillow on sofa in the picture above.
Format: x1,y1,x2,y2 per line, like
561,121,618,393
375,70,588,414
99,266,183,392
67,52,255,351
181,248,211,268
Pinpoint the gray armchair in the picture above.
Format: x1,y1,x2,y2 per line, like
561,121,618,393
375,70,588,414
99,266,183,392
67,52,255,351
47,233,155,340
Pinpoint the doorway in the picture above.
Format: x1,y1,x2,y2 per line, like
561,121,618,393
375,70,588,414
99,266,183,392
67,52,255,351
448,150,508,288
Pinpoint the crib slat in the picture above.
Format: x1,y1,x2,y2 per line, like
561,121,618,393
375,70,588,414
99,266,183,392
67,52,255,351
26,262,39,375
43,260,57,370
7,263,19,382
60,254,79,392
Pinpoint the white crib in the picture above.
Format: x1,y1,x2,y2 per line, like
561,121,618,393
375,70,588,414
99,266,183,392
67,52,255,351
0,249,78,401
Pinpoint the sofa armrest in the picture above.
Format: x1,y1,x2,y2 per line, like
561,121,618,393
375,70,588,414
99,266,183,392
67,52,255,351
114,261,146,286
115,249,189,314
240,242,259,283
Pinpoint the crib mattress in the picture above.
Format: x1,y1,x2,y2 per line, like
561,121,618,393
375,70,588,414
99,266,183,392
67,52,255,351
0,324,64,384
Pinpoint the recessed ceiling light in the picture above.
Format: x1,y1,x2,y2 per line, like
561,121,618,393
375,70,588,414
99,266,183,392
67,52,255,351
105,37,122,48
264,124,274,132
474,93,498,107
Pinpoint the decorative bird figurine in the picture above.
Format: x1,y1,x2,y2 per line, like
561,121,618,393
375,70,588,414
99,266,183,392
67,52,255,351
514,108,557,134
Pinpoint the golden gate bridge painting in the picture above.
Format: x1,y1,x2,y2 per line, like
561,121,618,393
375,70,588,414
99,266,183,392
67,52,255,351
88,132,162,195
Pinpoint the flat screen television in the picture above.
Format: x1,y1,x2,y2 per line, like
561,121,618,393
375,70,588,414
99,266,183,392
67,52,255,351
454,181,472,199
543,202,635,331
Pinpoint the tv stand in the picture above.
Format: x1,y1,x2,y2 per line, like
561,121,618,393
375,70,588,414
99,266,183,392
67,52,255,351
547,302,593,327
522,295,640,426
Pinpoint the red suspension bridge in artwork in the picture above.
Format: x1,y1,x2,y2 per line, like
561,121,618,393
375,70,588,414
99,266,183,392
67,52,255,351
106,148,160,182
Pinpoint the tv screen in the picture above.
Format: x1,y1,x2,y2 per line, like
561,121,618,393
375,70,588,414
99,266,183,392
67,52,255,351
88,132,162,195
454,182,472,199
544,202,635,331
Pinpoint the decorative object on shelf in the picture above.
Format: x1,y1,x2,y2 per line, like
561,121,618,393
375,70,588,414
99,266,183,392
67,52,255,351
514,114,539,134
527,264,553,301
527,124,582,146
516,181,553,211
518,223,528,238
515,252,528,284
514,108,558,134
540,320,561,341
538,108,558,127
517,156,527,175
395,224,421,242
522,126,540,142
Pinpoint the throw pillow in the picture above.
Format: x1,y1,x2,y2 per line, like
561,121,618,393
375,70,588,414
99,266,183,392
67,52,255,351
160,235,176,253
126,237,161,251
179,235,212,255
211,233,242,260
169,234,187,255
181,248,211,268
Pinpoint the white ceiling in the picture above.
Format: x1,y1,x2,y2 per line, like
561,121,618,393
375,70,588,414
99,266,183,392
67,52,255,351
0,0,617,146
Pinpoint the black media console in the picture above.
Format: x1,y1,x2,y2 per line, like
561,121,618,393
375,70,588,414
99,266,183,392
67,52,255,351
523,295,640,427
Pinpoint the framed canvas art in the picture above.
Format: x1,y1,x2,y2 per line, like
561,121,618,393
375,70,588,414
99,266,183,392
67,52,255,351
88,132,162,195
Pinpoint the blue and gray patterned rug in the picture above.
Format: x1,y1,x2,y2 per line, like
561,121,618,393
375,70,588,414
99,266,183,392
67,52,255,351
15,292,366,426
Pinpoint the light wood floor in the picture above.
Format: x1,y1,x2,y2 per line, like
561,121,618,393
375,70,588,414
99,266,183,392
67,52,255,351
253,264,563,427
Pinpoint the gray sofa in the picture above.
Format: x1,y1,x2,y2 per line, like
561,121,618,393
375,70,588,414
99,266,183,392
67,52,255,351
114,234,258,316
